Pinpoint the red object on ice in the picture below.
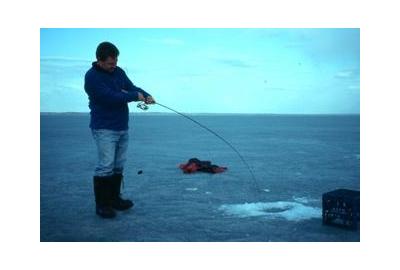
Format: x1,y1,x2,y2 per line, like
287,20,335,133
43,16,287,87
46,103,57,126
179,158,227,174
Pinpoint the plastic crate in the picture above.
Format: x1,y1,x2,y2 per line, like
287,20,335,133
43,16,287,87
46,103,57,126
322,189,360,230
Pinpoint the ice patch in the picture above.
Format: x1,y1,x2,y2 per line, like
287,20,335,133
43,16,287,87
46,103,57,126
219,201,321,221
263,189,270,193
292,196,319,204
185,188,198,191
292,196,309,204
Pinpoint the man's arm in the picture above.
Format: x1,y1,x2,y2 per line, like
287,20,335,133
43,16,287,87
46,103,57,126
123,72,151,98
122,70,156,104
85,73,140,105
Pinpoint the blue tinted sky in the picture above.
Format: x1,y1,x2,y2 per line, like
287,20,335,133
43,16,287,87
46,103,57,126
40,28,359,113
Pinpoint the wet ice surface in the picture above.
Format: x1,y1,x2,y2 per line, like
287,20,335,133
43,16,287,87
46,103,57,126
41,113,360,241
219,200,321,221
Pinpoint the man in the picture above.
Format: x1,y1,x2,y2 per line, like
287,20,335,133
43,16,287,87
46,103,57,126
84,41,155,218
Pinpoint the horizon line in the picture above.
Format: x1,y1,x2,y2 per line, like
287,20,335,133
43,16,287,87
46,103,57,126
40,111,360,116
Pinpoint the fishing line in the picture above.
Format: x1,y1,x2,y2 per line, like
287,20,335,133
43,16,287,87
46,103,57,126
137,101,262,195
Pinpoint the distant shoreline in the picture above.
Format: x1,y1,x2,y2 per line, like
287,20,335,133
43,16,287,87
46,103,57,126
40,112,360,117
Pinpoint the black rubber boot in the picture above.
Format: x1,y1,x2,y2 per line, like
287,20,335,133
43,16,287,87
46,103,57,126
93,176,116,218
111,173,134,211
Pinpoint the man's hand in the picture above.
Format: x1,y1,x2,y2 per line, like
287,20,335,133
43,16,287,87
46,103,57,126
145,96,156,104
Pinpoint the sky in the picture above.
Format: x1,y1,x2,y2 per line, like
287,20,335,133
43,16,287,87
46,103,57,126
40,28,359,114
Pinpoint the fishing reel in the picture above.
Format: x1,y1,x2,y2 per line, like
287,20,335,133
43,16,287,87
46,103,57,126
137,102,149,111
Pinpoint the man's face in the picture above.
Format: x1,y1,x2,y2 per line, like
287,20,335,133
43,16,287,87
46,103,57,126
98,56,117,72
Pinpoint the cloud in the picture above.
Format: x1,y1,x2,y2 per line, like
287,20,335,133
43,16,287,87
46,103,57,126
40,56,91,67
160,38,185,46
347,85,359,90
214,58,255,68
335,71,353,78
142,37,185,46
41,56,91,63
335,69,359,78
330,69,360,94
334,69,360,92
264,87,292,92
41,57,91,75
178,72,206,78
259,29,360,65
41,57,89,102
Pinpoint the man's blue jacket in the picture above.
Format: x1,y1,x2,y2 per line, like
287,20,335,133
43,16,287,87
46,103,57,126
84,62,150,130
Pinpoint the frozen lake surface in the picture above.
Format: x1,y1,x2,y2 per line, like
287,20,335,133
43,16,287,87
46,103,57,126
41,113,360,241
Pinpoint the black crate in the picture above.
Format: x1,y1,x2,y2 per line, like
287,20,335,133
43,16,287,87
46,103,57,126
322,189,360,230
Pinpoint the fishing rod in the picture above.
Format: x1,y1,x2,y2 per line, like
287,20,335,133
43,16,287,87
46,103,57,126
137,101,262,195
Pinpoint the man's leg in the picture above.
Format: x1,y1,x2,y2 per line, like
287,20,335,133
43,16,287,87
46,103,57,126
91,129,119,218
113,130,129,175
111,130,134,210
92,129,119,177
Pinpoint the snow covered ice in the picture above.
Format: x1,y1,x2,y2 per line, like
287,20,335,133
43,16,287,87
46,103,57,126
41,113,360,241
